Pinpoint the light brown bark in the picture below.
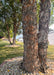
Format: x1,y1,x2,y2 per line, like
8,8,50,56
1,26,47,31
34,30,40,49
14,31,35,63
22,0,39,73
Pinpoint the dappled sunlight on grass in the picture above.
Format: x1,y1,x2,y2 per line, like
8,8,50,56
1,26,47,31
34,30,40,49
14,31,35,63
0,39,54,64
0,40,24,64
0,47,24,64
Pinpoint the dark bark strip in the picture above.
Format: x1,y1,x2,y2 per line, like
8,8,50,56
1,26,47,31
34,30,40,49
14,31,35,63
38,0,51,72
22,0,39,73
13,24,16,45
13,23,19,45
6,25,12,44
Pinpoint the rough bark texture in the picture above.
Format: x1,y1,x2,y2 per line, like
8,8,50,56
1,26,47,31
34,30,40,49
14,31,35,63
22,0,39,73
38,0,51,71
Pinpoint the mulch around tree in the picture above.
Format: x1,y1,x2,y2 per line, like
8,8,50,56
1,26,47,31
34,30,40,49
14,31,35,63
0,57,54,75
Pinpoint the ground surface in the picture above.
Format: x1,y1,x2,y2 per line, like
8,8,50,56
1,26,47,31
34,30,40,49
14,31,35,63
0,39,23,64
0,39,54,64
0,39,54,75
0,57,54,75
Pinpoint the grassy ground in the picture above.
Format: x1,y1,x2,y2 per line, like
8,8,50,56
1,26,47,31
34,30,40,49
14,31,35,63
0,39,24,64
48,45,54,60
0,39,54,64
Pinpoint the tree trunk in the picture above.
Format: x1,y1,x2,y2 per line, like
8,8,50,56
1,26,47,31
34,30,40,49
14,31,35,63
13,24,16,45
22,0,39,73
38,0,51,72
7,25,12,44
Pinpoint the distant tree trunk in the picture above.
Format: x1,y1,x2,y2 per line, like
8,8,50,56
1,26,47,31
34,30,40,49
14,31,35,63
13,23,19,45
13,24,16,45
7,25,12,44
22,0,39,73
38,0,51,72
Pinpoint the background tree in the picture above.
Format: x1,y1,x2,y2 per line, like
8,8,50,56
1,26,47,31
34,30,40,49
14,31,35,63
0,0,22,45
0,0,13,44
9,0,22,45
0,22,4,38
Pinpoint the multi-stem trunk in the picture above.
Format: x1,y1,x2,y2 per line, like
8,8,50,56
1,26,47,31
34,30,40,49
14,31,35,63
22,0,39,73
38,0,51,72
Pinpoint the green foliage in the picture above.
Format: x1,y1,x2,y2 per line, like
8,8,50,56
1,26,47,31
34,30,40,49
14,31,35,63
0,0,54,41
10,29,13,38
0,0,22,44
0,22,5,37
0,31,4,37
37,0,40,24
50,1,54,25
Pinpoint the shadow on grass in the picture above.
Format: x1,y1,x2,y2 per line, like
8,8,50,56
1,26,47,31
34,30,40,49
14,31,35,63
47,52,54,60
0,47,24,64
0,40,54,64
0,53,23,64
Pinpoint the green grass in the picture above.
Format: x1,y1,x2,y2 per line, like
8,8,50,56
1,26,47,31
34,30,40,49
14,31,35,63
0,39,54,64
0,39,24,64
0,40,9,47
47,45,54,60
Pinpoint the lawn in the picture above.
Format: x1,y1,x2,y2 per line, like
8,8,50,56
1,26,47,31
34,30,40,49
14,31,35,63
48,45,54,60
0,39,24,64
0,39,54,64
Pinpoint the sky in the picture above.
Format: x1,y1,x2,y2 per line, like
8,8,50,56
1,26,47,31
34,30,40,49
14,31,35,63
16,34,23,39
49,24,54,30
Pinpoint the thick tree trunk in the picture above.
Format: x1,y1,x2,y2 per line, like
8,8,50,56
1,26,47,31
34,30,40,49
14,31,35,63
7,25,12,44
22,0,39,73
13,24,16,45
38,0,51,72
